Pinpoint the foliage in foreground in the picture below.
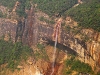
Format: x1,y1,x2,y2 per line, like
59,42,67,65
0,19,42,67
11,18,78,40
0,40,33,70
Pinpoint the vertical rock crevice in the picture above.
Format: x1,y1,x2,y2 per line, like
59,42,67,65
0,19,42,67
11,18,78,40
15,19,25,42
22,5,39,46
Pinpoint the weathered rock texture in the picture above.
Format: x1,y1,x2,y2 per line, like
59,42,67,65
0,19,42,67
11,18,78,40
0,5,100,73
0,18,17,42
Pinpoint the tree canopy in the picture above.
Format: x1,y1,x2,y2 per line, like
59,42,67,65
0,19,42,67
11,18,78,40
65,0,100,31
32,0,77,16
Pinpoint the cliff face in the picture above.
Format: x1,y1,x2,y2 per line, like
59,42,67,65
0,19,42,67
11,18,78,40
0,18,17,42
22,6,54,46
0,5,100,72
21,6,100,70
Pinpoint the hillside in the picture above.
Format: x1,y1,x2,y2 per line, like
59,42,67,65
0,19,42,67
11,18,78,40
65,0,100,31
0,0,100,75
0,0,99,31
32,0,77,16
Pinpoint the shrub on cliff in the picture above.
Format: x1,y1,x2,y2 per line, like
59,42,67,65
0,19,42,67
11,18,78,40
63,55,94,75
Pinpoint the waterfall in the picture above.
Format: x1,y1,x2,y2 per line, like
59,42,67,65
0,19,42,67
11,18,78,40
50,27,58,75
50,18,62,75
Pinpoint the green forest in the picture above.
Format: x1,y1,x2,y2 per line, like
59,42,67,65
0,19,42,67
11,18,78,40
63,55,94,75
66,0,100,31
0,0,99,31
0,40,33,70
0,0,100,74
32,0,77,16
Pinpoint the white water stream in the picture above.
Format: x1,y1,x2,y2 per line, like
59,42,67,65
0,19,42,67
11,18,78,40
31,18,61,75
50,27,58,75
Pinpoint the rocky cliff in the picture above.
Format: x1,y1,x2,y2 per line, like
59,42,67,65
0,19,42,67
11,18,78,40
0,4,100,74
22,6,100,70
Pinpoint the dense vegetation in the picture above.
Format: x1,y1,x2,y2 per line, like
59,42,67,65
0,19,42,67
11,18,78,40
0,0,78,17
0,0,16,9
0,40,33,70
0,0,100,31
0,0,30,18
16,0,31,17
32,0,77,16
63,55,94,75
39,16,55,24
66,0,100,31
